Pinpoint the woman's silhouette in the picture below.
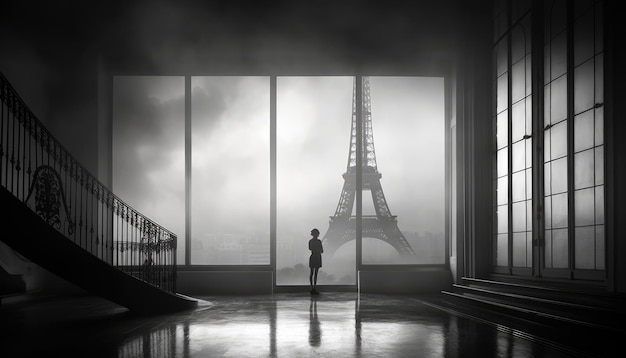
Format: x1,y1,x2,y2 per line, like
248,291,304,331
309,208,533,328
308,228,323,294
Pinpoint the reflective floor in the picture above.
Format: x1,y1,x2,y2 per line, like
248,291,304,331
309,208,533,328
0,292,584,357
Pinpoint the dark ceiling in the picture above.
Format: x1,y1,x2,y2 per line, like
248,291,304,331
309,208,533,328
2,0,492,76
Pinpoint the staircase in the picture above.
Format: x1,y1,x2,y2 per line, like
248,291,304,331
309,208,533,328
0,72,196,313
437,277,626,357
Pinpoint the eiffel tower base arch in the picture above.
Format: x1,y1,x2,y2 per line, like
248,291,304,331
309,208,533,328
322,217,416,257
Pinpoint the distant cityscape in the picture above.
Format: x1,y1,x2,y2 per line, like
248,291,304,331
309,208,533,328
189,230,445,285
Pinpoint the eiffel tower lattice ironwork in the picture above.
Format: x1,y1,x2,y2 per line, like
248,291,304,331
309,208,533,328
321,77,416,256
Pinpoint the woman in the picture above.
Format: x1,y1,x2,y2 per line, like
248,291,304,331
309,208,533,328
308,228,323,294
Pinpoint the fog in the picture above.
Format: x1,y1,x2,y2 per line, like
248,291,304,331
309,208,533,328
112,75,445,283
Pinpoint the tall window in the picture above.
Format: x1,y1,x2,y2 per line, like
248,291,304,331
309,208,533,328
492,0,604,279
112,76,186,264
113,75,447,274
191,76,270,265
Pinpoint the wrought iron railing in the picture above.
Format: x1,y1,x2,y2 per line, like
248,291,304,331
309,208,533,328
0,72,177,293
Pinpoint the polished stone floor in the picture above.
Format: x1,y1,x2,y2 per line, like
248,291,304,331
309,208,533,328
0,292,585,357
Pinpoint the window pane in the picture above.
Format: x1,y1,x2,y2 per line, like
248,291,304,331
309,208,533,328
497,205,508,234
574,149,594,189
512,101,526,141
513,232,527,267
497,176,509,206
574,59,594,114
512,141,525,173
112,76,186,265
496,233,508,266
552,192,568,229
551,32,568,80
497,74,509,114
512,60,526,103
551,157,568,194
277,76,354,284
595,146,604,185
551,76,568,124
551,120,568,160
596,225,605,269
497,111,509,150
552,228,569,268
574,9,594,66
191,76,270,265
512,171,526,202
574,111,594,152
512,202,526,232
595,186,605,224
575,188,594,226
497,146,508,178
575,226,595,269
363,77,445,265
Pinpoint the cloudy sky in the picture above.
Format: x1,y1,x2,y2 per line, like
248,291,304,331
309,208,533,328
112,75,445,267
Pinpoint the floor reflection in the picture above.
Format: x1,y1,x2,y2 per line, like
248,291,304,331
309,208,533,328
110,293,576,358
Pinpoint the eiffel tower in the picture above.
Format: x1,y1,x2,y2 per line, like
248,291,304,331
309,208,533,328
322,77,416,256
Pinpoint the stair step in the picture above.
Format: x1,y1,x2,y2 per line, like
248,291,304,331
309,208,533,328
461,276,626,311
442,286,625,334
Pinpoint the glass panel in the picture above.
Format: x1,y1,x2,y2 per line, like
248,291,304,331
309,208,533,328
544,83,551,123
574,149,594,189
363,76,446,265
574,111,594,152
497,148,509,177
544,162,552,196
512,232,527,267
552,192,568,229
545,196,552,229
512,171,526,202
552,228,569,268
112,76,186,265
511,25,526,63
497,176,509,206
512,141,525,173
595,54,604,103
574,59,594,114
191,76,270,265
512,202,526,232
551,157,568,194
524,53,532,92
595,107,604,145
512,60,526,103
595,146,604,185
595,186,605,224
551,32,568,80
575,226,595,269
497,205,508,234
526,169,533,200
596,225,605,269
512,100,526,141
497,74,509,114
496,233,509,266
574,8,594,66
497,111,509,150
544,229,553,267
575,188,594,226
551,121,568,159
277,76,354,285
526,138,533,168
526,95,533,135
551,76,568,124
497,40,508,77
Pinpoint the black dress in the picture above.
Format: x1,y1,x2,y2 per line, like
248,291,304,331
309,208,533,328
308,238,323,268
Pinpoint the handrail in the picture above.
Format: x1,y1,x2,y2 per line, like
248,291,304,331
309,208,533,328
0,71,177,293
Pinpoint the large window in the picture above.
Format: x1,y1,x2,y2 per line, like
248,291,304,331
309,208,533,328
112,75,447,279
191,76,270,265
492,0,604,279
112,76,186,264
